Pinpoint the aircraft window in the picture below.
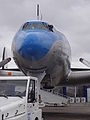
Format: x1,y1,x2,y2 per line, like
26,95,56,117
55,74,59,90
32,23,39,30
39,23,48,30
22,22,31,30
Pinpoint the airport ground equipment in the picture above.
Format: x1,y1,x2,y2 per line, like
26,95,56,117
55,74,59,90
40,89,68,106
0,76,43,120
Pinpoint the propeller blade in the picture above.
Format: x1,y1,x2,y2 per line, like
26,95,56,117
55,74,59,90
0,58,11,68
79,58,90,67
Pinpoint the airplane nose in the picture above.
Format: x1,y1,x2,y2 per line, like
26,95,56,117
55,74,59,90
18,33,54,61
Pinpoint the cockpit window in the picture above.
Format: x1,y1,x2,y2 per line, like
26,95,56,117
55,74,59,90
32,23,39,30
22,22,53,32
39,23,49,30
22,22,31,30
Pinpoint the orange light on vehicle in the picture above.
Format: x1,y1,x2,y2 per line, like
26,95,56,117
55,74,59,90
8,72,12,76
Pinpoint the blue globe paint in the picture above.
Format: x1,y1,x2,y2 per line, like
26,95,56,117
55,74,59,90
18,31,57,61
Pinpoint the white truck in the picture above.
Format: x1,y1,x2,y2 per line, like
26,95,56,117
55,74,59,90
0,76,43,120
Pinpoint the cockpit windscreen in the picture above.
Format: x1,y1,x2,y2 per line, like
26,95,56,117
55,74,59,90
22,22,31,30
39,22,48,30
22,22,51,31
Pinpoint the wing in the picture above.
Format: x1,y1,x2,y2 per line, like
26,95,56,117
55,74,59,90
64,68,90,86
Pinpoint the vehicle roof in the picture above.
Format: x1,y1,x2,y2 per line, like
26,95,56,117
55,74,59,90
0,76,37,80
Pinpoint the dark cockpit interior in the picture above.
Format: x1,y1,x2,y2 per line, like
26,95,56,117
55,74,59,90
22,22,53,32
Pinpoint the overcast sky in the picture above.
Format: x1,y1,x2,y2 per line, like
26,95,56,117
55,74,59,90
0,0,90,68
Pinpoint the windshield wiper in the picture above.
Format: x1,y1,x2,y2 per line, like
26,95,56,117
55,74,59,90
0,94,8,99
15,95,23,99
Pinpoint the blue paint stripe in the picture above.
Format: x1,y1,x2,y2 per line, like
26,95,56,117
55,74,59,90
83,86,88,102
63,87,67,97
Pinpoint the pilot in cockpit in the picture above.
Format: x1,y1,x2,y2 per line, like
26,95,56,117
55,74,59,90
48,25,53,32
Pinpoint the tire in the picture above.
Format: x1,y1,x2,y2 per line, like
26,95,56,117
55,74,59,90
35,117,39,120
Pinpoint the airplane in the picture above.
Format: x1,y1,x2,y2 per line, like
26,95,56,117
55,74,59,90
11,19,72,87
2,5,90,88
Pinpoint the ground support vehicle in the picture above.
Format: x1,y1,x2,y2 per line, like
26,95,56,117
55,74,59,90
0,76,42,120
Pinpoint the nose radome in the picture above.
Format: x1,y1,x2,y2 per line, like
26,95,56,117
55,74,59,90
18,33,53,61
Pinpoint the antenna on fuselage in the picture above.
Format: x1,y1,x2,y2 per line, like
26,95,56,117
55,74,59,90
37,4,39,20
36,4,42,20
